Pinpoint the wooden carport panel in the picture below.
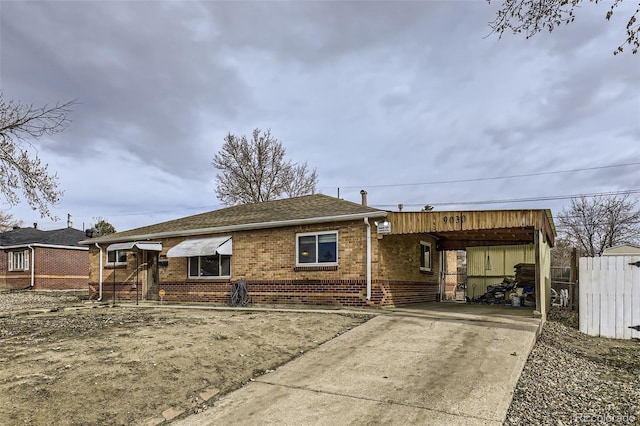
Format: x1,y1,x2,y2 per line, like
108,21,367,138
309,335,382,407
387,210,553,250
387,210,555,317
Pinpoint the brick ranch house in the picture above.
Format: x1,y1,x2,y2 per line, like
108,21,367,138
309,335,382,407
80,193,555,312
0,225,89,290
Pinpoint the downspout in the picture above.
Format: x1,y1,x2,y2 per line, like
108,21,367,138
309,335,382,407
28,245,35,288
364,218,371,301
95,243,103,301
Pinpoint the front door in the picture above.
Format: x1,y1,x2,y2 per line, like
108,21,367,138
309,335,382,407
145,252,159,301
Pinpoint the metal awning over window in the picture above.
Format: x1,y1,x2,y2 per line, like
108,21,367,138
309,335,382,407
106,241,163,252
166,236,232,258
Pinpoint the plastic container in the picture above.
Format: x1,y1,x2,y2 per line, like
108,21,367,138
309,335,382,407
510,293,521,307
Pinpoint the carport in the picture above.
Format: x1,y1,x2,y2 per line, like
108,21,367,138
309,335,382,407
386,209,555,317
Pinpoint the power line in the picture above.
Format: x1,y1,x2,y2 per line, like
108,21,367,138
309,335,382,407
371,189,640,208
326,162,640,190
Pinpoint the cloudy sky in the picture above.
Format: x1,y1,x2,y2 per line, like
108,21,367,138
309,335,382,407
1,0,638,233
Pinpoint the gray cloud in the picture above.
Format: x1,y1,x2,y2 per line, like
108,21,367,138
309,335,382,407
0,1,638,231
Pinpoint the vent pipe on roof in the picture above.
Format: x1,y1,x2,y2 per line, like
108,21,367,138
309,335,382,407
67,213,72,228
360,190,368,206
33,223,37,229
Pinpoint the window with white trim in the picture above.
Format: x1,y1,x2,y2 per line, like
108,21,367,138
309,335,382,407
188,254,231,278
8,250,29,272
297,231,338,265
107,250,127,265
420,241,432,272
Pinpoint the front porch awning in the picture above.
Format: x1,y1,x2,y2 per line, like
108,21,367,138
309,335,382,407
106,241,163,252
166,236,232,258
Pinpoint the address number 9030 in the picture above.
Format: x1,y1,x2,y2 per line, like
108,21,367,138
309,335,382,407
442,215,466,224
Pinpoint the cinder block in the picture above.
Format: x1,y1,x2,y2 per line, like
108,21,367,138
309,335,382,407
161,407,184,421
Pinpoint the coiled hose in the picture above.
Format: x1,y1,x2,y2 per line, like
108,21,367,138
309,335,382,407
231,279,249,307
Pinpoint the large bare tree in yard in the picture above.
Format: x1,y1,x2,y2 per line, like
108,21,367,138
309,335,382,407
557,193,640,256
0,93,74,219
213,128,318,206
488,0,640,55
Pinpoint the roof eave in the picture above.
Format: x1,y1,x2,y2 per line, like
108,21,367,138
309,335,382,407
80,211,388,245
0,243,88,251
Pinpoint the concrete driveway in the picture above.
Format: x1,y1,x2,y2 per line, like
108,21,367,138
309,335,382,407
173,304,541,426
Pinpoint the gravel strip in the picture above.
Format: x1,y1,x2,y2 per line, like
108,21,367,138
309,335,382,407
0,291,83,313
505,308,640,425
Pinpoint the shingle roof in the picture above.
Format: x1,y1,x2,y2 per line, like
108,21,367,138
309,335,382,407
84,194,387,244
0,227,87,247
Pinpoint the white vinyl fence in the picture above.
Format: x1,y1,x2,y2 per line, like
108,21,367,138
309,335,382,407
579,256,640,340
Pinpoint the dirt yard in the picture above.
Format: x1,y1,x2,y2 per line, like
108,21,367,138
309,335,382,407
0,292,372,425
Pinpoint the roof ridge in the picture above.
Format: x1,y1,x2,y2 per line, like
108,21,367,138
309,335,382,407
84,194,386,243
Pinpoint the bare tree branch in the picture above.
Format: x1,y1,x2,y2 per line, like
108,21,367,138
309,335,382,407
0,211,24,232
282,162,318,198
487,0,640,55
0,93,75,219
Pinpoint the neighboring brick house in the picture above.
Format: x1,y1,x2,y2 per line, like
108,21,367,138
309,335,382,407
0,225,89,290
80,194,440,307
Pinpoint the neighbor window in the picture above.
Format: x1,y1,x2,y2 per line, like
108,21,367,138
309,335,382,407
297,231,338,265
8,250,29,272
107,250,127,265
420,241,432,272
189,254,231,278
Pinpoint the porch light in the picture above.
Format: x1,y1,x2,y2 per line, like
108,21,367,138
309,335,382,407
374,219,390,227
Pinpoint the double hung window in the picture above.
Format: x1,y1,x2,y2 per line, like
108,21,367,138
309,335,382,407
8,250,29,271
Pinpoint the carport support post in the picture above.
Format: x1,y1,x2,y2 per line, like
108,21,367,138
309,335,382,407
534,231,541,314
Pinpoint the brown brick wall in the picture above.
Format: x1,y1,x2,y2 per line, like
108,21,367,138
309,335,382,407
87,221,441,307
374,281,439,306
33,247,89,290
376,234,439,281
0,247,88,290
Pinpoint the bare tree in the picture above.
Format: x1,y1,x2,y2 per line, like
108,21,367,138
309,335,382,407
212,128,318,205
487,0,640,55
0,93,75,219
282,162,318,198
551,237,574,268
557,193,640,256
0,211,24,232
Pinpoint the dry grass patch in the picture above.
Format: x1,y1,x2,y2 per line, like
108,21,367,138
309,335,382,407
0,306,372,425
